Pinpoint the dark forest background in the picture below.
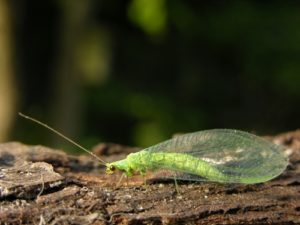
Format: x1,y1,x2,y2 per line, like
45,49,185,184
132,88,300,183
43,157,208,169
1,0,300,152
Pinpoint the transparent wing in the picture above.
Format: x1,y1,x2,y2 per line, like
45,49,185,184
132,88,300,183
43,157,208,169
147,169,208,182
143,129,288,183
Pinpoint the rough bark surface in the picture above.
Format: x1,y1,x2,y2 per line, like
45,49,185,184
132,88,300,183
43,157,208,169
0,130,300,224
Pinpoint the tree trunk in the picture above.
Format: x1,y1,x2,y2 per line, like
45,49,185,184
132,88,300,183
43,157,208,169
0,130,299,224
0,0,17,142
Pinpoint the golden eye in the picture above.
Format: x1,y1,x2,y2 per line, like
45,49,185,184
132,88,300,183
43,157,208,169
110,165,116,171
106,165,116,174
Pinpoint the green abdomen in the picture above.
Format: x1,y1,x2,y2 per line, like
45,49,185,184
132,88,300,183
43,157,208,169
135,151,227,182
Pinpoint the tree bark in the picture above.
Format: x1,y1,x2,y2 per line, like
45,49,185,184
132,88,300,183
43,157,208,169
0,130,299,224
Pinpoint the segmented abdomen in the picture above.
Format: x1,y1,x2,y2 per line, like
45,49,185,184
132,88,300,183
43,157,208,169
133,151,227,182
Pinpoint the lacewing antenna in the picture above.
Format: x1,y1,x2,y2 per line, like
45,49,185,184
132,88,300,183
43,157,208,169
18,112,107,165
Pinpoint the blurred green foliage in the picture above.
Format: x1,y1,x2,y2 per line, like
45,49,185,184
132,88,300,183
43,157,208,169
128,0,167,37
14,0,300,151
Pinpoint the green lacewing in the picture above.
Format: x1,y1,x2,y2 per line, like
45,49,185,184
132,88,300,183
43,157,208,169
19,113,288,184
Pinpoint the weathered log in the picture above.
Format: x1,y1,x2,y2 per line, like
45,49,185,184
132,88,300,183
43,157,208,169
0,130,300,224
